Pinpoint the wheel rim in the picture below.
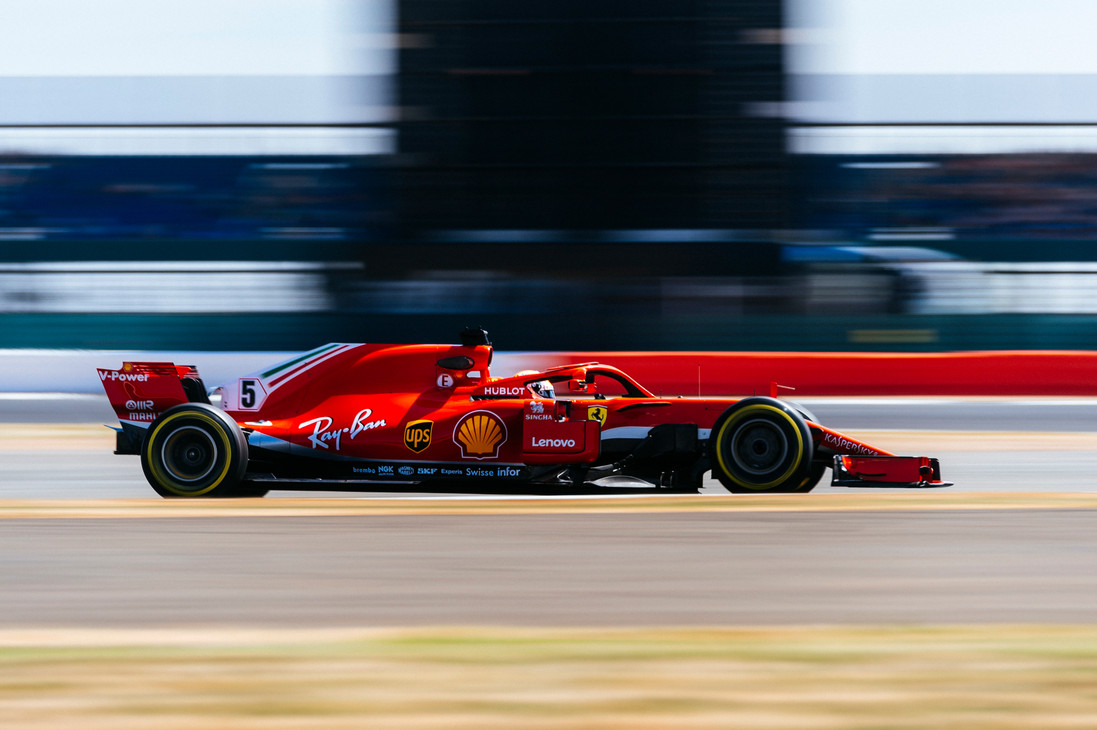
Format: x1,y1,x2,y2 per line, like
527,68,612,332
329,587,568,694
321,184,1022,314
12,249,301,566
160,426,219,485
730,418,789,476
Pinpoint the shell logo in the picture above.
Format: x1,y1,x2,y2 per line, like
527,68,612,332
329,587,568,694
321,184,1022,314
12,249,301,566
453,411,507,459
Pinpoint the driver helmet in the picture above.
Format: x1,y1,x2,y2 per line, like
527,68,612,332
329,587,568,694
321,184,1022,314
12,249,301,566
516,370,555,399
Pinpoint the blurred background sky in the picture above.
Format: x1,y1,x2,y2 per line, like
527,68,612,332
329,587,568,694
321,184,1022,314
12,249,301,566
0,0,393,151
3,0,1097,352
790,0,1097,152
0,0,387,77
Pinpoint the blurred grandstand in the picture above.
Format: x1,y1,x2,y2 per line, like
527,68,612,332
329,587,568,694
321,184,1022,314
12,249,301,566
4,1,1097,352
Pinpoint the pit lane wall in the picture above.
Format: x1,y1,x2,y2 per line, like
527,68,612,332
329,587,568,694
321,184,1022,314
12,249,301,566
520,351,1097,397
6,349,1097,397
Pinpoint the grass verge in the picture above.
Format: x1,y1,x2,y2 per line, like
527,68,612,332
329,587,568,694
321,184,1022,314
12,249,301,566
3,625,1097,729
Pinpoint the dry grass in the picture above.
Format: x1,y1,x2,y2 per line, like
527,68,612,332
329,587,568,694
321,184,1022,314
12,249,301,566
3,626,1097,729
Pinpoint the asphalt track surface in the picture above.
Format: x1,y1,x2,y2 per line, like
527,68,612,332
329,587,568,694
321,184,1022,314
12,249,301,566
3,395,1097,629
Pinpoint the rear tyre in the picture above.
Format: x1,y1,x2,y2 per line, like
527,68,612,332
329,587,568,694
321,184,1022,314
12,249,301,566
141,404,249,498
709,397,813,493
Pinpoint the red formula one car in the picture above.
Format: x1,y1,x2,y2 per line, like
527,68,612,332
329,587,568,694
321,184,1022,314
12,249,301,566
98,329,950,498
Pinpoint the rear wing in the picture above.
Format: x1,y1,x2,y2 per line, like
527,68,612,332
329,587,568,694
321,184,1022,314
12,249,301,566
97,362,210,447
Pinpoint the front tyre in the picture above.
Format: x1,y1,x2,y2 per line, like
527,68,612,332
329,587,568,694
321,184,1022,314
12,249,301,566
141,404,249,498
793,462,828,493
709,397,813,493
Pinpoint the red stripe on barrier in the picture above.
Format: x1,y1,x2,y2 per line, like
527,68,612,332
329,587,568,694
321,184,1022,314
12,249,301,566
519,351,1097,396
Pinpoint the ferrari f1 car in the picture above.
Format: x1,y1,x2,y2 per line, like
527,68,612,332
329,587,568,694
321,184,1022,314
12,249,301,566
98,329,950,498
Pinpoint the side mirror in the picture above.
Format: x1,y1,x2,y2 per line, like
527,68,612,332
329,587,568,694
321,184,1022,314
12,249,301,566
568,377,598,393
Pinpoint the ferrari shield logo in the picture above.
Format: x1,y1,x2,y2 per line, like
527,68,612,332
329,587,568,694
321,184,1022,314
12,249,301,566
404,420,433,453
587,406,608,426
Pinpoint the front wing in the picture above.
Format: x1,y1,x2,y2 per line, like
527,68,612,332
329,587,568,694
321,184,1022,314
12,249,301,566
831,455,952,488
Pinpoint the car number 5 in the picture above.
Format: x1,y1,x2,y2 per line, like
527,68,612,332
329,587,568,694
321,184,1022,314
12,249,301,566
238,378,266,410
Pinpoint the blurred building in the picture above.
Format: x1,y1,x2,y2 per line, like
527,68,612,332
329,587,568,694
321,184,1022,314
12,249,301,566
395,0,788,240
7,1,1097,352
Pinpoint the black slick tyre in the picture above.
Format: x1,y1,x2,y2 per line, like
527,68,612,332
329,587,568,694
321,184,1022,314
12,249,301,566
709,397,813,493
793,462,828,493
141,403,249,498
787,402,827,492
